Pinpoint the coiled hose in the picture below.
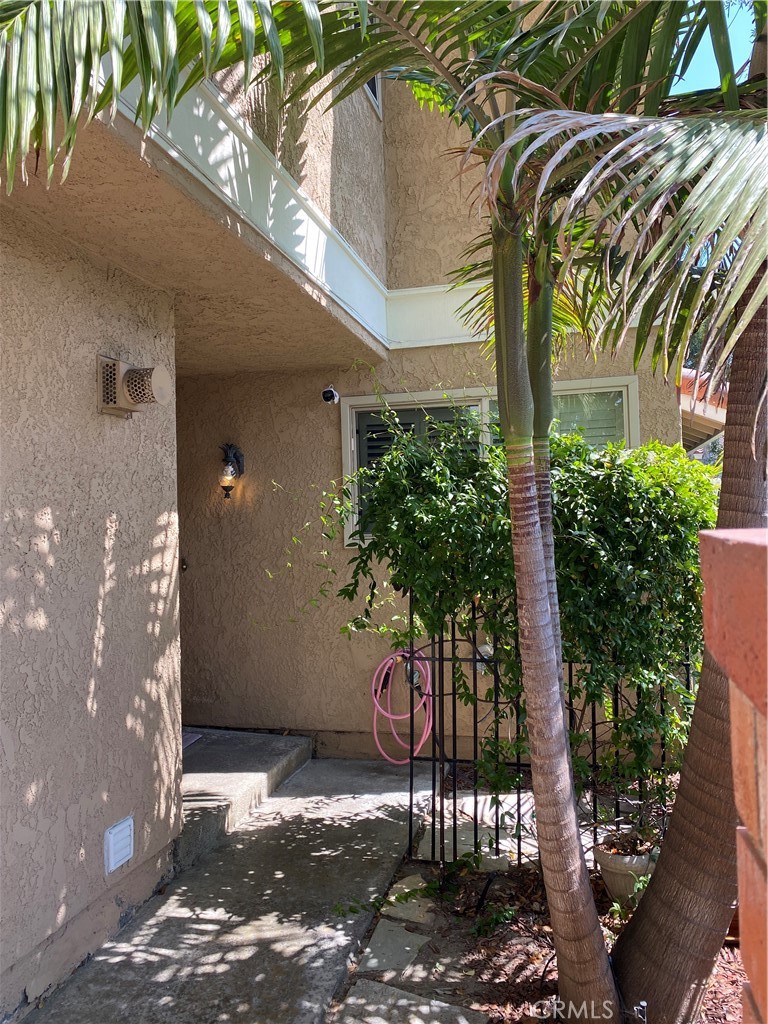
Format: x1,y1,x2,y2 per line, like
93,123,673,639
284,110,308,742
371,649,432,765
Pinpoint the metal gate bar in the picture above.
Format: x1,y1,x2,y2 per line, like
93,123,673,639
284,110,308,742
405,595,678,868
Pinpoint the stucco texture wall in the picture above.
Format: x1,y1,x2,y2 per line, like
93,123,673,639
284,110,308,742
384,81,485,290
215,65,387,283
0,208,181,1016
177,339,679,756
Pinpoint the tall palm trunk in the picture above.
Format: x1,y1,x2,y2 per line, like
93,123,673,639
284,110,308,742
493,223,618,1018
527,243,564,685
612,282,768,1022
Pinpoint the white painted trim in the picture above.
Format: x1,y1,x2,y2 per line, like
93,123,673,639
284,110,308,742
387,284,481,348
113,79,483,352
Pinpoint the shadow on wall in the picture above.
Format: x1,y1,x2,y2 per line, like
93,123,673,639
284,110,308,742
0,499,181,988
215,63,310,187
215,61,387,284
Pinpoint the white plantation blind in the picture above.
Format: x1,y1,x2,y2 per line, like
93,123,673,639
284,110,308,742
488,389,627,446
553,389,626,445
356,406,478,471
355,405,479,519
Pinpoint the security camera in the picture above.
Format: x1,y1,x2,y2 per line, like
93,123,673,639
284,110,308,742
322,386,340,405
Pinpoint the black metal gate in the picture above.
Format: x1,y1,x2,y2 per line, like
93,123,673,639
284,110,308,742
403,597,682,868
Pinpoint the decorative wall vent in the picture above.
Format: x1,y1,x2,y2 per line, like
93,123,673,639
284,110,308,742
104,816,134,874
98,356,172,418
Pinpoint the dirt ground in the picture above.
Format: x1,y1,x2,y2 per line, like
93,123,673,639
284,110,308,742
375,861,745,1023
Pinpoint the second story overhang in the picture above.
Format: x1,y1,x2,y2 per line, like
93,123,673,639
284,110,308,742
1,78,478,377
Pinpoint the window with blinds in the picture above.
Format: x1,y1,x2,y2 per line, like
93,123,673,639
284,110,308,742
553,390,626,445
356,406,474,472
355,406,480,522
345,382,635,542
488,390,627,447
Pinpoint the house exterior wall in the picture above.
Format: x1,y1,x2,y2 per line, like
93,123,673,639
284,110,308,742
384,80,483,290
0,208,181,1018
177,339,680,756
215,67,388,283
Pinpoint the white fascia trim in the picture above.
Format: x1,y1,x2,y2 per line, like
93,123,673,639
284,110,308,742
386,284,482,348
116,79,480,352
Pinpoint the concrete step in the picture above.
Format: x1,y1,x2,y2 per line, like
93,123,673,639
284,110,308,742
175,728,312,871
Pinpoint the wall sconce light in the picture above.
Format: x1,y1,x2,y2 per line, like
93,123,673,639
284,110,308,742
219,444,244,499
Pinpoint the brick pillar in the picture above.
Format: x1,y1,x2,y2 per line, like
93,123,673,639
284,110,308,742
700,529,767,1023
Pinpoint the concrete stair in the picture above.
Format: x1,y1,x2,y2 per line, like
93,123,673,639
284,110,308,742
175,728,312,871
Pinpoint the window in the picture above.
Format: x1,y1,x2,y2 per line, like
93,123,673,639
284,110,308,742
364,75,382,115
341,379,639,543
488,387,629,448
354,404,478,522
356,405,475,470
553,389,627,445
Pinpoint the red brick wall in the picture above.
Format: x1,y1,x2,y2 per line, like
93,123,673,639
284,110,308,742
701,529,768,1023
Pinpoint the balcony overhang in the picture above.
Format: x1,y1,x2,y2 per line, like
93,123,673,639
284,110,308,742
1,80,480,376
1,109,387,375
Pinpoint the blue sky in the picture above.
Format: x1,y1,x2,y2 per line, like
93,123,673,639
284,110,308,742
674,3,755,92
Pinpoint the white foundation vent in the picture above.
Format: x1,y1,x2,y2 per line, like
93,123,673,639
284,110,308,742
98,356,172,418
104,816,134,874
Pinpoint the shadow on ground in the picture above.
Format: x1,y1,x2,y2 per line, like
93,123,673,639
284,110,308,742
28,760,430,1024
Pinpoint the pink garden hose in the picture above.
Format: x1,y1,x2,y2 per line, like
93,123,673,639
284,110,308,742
371,650,432,765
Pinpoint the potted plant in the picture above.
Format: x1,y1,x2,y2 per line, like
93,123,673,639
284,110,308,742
594,795,666,906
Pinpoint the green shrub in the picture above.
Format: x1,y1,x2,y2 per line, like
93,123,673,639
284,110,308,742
324,412,718,792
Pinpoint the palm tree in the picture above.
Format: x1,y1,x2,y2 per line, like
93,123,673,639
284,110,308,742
0,0,335,191
482,7,767,1019
2,2,760,1017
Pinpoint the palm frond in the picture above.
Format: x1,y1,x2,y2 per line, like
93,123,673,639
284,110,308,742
482,107,768,395
451,227,610,353
0,0,314,193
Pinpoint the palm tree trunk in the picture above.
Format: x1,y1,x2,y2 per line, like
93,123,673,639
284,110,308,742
612,281,767,1022
527,245,564,687
494,223,618,1018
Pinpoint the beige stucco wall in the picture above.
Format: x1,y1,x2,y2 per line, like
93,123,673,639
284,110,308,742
215,66,388,282
384,81,484,289
0,208,181,1017
177,340,679,755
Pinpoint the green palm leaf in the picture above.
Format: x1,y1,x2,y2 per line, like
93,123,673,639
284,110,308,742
483,107,768,395
0,0,318,193
452,229,609,353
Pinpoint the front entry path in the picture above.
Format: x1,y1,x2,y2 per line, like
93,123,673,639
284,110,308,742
28,759,430,1024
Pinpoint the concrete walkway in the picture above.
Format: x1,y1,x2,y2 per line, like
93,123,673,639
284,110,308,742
28,760,429,1024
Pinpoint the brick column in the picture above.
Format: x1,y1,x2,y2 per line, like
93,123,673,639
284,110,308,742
700,528,767,1023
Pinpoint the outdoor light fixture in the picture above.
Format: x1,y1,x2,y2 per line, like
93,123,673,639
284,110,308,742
219,443,244,499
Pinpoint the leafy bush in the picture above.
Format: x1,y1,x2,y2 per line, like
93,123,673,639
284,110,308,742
323,412,718,793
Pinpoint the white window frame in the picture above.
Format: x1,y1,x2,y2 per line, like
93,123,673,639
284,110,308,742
363,74,383,117
340,376,640,545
